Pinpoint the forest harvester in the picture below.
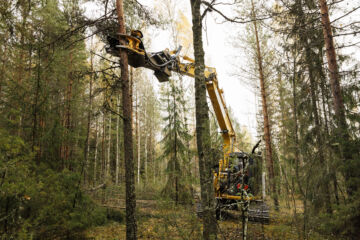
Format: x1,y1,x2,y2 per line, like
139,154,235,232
106,30,269,222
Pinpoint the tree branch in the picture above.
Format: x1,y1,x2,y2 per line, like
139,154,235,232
201,0,274,23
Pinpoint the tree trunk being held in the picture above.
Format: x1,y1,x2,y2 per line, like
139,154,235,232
190,0,217,239
116,1,137,239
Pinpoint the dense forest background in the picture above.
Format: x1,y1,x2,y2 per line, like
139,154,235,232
0,0,359,239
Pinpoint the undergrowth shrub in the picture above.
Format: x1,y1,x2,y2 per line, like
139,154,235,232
0,129,107,239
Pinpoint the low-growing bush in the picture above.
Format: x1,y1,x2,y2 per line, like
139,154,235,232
0,130,107,239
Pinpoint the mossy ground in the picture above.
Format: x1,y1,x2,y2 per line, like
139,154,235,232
85,196,335,240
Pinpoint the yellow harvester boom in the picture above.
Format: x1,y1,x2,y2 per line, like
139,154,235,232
106,30,258,201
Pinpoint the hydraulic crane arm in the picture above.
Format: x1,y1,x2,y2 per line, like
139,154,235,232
106,30,236,171
178,56,236,172
106,30,268,206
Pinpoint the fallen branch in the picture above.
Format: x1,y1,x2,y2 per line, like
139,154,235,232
85,183,107,192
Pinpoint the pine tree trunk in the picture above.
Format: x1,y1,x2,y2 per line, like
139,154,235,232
318,0,356,196
295,0,332,210
318,0,345,128
116,1,137,239
251,0,278,210
190,0,217,239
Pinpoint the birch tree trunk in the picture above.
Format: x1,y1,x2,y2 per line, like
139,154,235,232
116,0,137,238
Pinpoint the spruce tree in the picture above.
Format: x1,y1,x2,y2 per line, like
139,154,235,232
160,80,192,204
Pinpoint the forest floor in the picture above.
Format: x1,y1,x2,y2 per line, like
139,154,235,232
84,196,332,240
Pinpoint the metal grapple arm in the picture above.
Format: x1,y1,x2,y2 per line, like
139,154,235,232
106,30,236,171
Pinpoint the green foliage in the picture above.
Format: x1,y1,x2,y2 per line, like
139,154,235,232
160,80,193,204
106,208,124,223
27,169,107,239
248,154,263,196
263,0,360,238
0,129,36,237
0,130,107,239
228,107,254,153
153,200,202,239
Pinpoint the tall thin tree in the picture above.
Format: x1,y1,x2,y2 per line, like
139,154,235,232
317,0,356,196
116,0,137,239
190,0,217,239
250,0,279,209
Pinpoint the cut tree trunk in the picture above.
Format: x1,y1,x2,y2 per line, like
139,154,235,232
116,0,137,239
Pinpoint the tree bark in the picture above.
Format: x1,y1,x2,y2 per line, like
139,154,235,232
64,49,74,169
94,118,99,185
102,112,106,182
137,96,140,184
116,1,137,239
173,91,178,205
84,47,94,183
106,113,112,181
318,0,346,129
116,94,120,185
190,0,217,239
294,0,332,212
32,47,41,162
318,0,356,196
251,0,278,210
